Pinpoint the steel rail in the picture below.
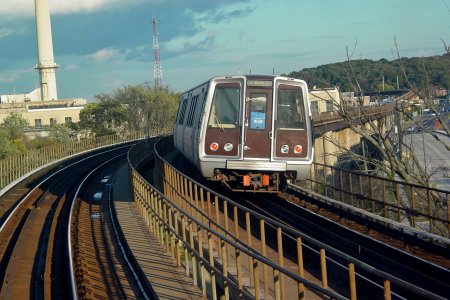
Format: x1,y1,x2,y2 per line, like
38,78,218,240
151,136,447,299
68,151,153,300
0,145,133,234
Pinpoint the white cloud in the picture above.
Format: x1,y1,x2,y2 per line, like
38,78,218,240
0,26,27,38
85,48,121,62
0,67,32,83
63,64,78,71
0,0,145,17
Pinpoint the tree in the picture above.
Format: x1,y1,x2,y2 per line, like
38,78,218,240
0,112,29,159
49,124,73,143
78,83,179,137
1,112,29,140
307,41,449,234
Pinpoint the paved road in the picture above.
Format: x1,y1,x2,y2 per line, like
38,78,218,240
403,132,450,191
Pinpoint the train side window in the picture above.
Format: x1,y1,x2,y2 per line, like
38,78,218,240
208,86,240,128
178,98,189,125
277,85,306,130
186,95,199,126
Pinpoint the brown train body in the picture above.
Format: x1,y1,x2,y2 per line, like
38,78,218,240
174,75,314,192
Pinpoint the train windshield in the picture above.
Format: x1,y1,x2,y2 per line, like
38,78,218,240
276,85,306,130
208,85,241,129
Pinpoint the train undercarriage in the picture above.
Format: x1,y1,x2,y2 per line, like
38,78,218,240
211,170,295,193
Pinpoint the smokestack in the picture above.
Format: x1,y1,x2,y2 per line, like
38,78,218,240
34,0,58,101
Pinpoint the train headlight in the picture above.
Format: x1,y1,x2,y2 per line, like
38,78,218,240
280,144,289,154
294,145,303,154
210,142,219,151
224,143,233,152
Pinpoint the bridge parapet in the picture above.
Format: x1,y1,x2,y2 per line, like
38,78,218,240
305,162,450,239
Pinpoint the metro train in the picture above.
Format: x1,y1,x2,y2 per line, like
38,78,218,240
174,75,314,192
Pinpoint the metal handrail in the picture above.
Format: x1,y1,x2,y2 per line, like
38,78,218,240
307,161,450,237
127,136,445,300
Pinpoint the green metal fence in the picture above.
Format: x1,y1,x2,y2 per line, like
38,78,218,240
0,128,171,192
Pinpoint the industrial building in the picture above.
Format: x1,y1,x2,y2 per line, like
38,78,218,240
0,0,86,130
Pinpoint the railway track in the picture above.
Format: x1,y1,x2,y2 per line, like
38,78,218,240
239,190,450,299
167,148,449,299
0,145,153,299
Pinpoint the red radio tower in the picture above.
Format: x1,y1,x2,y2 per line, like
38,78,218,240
152,18,163,89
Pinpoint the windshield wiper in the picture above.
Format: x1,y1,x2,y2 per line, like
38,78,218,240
215,115,225,132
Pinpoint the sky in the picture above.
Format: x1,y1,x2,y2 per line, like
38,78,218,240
0,0,449,101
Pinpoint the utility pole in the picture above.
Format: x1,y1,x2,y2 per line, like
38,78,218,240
152,18,163,89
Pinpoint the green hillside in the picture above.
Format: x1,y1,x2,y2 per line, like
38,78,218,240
286,54,450,92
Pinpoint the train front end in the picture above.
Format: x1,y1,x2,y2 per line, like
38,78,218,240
199,75,313,192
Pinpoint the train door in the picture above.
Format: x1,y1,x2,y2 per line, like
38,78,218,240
243,80,273,159
273,81,310,160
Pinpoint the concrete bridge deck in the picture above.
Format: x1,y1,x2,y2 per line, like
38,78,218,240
113,163,203,299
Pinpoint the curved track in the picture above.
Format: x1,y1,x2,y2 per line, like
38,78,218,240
170,150,449,299
242,192,450,299
0,145,153,299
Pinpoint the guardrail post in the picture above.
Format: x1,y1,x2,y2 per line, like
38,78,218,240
189,221,197,286
447,194,450,236
163,202,169,252
234,206,243,295
207,192,214,252
382,181,387,218
151,191,157,234
320,249,328,289
208,232,218,300
427,189,433,234
224,200,230,266
183,177,189,212
348,263,357,300
215,195,221,259
182,215,190,276
175,211,181,267
158,196,164,245
246,212,254,287
277,227,285,300
221,239,229,299
169,207,175,259
193,184,199,221
370,177,376,213
296,237,305,300
411,187,416,228
358,174,363,209
260,219,269,299
384,280,391,300
395,183,401,222
189,180,194,216
197,226,207,297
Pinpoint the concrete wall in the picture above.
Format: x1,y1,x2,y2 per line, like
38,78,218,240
0,98,86,127
313,114,394,167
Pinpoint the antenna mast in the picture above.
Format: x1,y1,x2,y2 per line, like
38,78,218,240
152,18,163,89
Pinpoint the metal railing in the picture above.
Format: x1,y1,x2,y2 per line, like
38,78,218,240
305,162,450,238
313,104,394,126
128,136,442,300
0,128,170,192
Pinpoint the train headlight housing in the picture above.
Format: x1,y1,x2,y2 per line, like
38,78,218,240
223,143,233,152
294,145,303,154
210,142,219,151
280,144,289,154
